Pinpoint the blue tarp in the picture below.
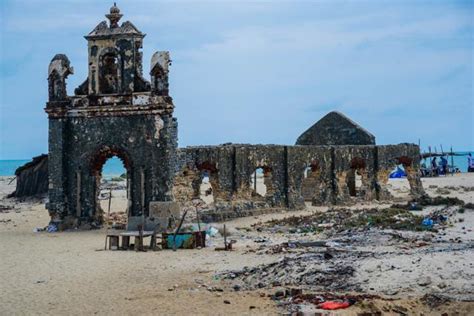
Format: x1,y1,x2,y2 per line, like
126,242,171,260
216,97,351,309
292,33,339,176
167,234,193,249
389,166,406,178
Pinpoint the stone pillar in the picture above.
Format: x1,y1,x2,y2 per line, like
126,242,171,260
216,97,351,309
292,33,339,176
46,118,68,221
406,165,425,198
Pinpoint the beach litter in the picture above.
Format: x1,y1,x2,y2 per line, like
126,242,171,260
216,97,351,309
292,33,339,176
421,218,434,228
318,299,355,310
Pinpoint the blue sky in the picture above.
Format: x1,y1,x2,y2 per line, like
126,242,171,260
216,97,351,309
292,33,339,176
0,0,472,159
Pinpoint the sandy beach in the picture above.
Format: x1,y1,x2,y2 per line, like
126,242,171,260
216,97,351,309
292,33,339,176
0,174,473,315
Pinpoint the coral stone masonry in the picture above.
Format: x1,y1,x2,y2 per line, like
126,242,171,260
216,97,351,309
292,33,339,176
45,5,177,228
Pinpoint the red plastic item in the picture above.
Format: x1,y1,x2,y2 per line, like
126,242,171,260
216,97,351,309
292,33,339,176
318,301,351,310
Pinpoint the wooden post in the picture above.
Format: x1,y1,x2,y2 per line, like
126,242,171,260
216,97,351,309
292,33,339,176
104,189,112,250
440,144,445,176
450,146,455,176
136,224,144,252
223,224,227,250
196,205,201,233
253,170,257,191
140,168,145,216
428,146,432,177
173,209,188,251
76,170,81,217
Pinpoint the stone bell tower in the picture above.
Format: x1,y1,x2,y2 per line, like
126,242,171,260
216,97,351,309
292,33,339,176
45,4,177,229
75,3,151,96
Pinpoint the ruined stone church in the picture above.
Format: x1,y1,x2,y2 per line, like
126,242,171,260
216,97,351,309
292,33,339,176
44,5,424,229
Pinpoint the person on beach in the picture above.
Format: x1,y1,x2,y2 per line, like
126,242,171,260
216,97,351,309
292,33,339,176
431,157,438,176
468,153,474,172
440,156,448,175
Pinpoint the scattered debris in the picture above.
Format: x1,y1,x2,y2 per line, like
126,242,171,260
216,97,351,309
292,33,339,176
318,299,355,310
0,205,14,213
421,293,451,308
254,207,427,234
221,252,361,292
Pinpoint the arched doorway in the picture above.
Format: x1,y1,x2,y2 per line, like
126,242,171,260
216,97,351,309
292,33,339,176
347,157,366,197
90,147,132,225
199,170,215,205
386,156,420,199
99,157,129,228
195,162,218,205
99,51,121,94
301,160,320,202
251,166,272,198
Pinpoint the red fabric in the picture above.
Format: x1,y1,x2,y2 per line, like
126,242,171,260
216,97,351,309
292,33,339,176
318,301,351,310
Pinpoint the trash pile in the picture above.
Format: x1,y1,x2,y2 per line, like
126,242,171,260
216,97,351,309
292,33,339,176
253,207,427,235
393,195,465,209
221,251,364,292
271,290,378,312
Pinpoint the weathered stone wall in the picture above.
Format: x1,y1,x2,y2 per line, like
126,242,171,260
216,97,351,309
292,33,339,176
174,143,424,217
286,146,333,207
22,143,423,225
45,6,178,229
377,143,424,198
46,110,177,228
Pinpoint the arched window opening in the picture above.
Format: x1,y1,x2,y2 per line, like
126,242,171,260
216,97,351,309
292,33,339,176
347,157,366,197
386,156,411,198
199,170,214,205
303,166,311,179
99,53,119,94
302,160,320,201
251,167,272,197
151,65,168,95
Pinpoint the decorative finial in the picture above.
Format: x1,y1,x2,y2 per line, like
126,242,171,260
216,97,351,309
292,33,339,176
106,3,123,28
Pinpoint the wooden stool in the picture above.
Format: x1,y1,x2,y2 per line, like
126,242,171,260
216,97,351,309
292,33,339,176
134,225,144,251
122,236,130,250
108,235,119,250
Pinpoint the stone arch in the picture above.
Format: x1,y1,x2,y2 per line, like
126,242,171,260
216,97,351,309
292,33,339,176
47,54,72,101
89,146,133,221
98,48,122,94
150,51,170,96
90,146,132,176
301,160,320,201
151,63,168,95
251,165,273,199
347,157,367,197
395,156,424,198
195,161,219,203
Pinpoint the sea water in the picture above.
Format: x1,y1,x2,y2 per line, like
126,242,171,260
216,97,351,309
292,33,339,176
1,152,472,176
0,156,126,177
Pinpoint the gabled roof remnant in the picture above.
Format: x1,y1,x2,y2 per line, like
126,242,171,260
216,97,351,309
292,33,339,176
296,111,375,146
